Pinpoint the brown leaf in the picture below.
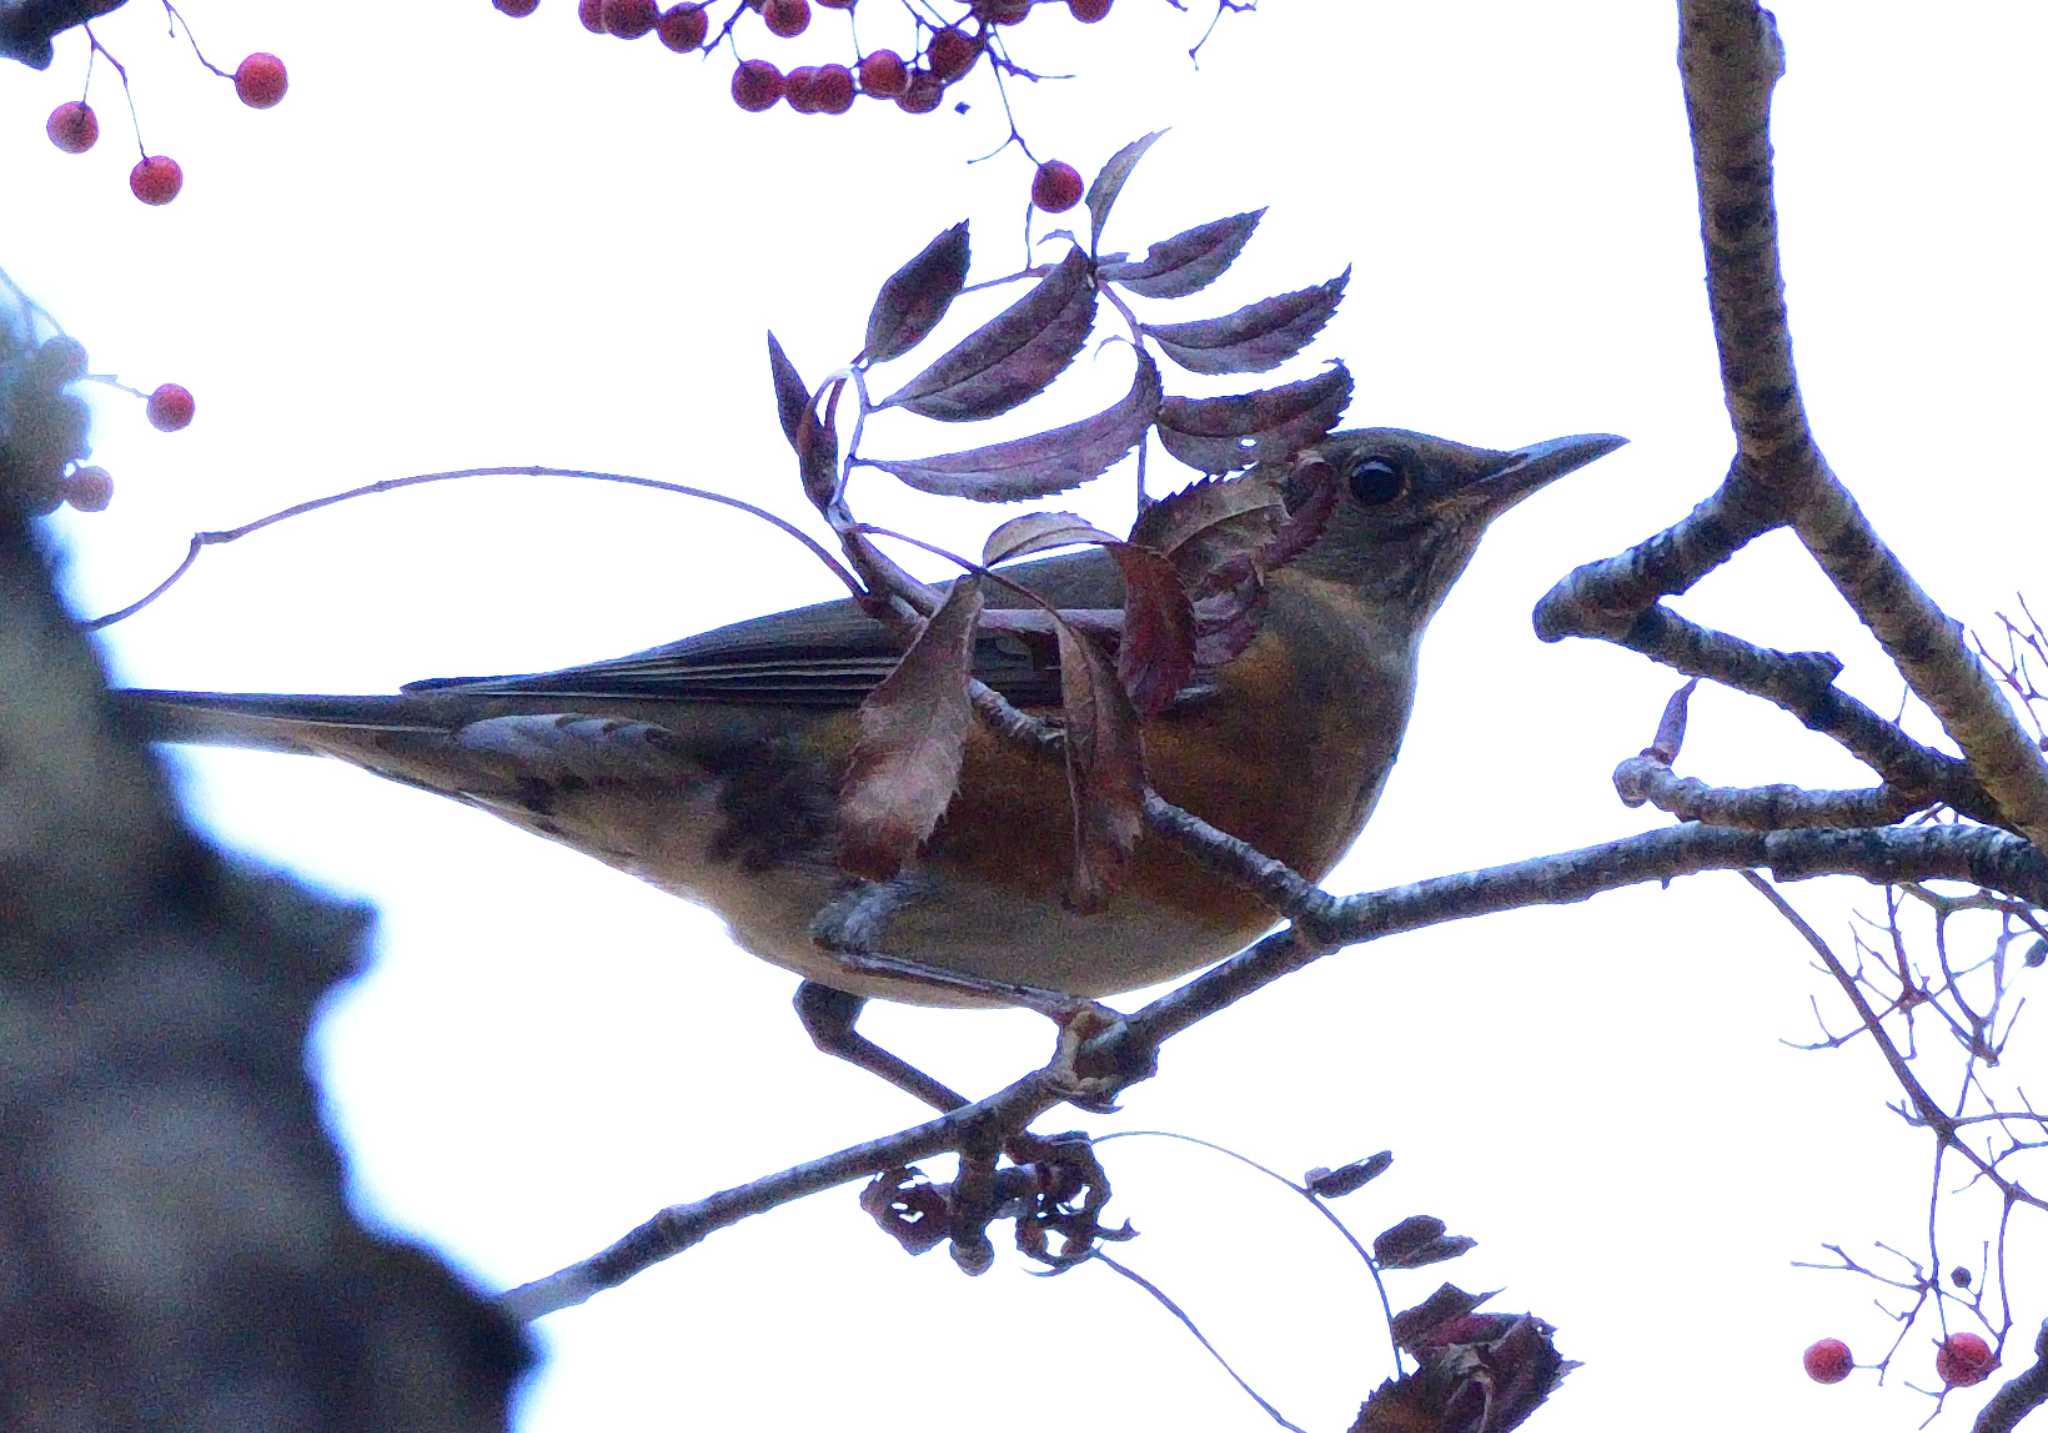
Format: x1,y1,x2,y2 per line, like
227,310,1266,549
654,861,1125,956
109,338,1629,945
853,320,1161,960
982,510,1123,567
1085,131,1165,254
982,515,1194,718
1390,1285,1495,1356
1305,1151,1394,1199
1056,620,1145,911
1129,471,1286,591
766,331,810,450
1189,553,1267,669
794,376,843,511
864,221,972,364
1109,545,1194,719
1373,1214,1450,1268
866,350,1163,501
837,578,983,881
1260,456,1339,572
1155,363,1353,473
1145,269,1349,376
1098,209,1263,298
881,249,1097,421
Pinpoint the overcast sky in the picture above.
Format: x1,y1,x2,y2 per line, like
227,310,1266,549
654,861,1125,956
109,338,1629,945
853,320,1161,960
10,3,2046,1429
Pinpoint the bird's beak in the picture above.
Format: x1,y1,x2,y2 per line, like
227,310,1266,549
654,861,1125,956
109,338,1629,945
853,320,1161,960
1475,432,1627,515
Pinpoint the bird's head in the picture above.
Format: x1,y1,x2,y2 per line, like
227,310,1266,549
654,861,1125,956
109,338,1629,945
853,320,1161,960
1276,427,1626,629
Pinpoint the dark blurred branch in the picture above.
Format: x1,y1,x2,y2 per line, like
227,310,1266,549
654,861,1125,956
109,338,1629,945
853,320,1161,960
0,0,124,69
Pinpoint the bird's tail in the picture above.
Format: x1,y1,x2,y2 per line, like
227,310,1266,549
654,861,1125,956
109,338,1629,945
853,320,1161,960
114,689,440,755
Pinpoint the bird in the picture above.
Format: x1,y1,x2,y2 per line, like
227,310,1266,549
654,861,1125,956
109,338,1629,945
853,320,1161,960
118,428,1623,1107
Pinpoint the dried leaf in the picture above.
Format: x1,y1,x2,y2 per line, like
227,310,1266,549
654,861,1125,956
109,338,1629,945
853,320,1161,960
1057,621,1145,911
864,221,971,364
1373,1214,1448,1268
1390,1285,1495,1356
1260,456,1339,572
882,249,1097,421
794,376,844,511
1155,363,1352,474
1129,471,1286,590
837,578,983,880
1390,1236,1479,1270
1145,268,1350,376
766,331,810,450
1189,553,1267,669
1085,131,1165,254
1305,1151,1394,1199
982,511,1196,717
1097,209,1263,298
866,350,1163,501
982,510,1122,567
1109,545,1194,719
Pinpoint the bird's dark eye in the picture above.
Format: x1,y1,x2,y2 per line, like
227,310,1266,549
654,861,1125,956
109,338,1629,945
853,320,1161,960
1347,456,1405,506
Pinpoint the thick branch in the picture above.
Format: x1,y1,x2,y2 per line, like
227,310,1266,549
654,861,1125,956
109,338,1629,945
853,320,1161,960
1613,757,1920,829
1975,1319,2048,1433
504,820,2048,1313
1676,0,2048,845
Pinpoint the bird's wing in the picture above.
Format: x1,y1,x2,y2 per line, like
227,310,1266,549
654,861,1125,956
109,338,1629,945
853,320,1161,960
404,548,1122,709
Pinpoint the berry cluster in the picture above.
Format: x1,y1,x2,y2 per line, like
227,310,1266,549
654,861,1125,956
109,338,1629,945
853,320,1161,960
493,0,1124,211
1,333,103,515
40,22,288,209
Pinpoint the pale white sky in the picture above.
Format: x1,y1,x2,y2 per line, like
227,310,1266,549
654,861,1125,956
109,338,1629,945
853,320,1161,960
10,3,2046,1429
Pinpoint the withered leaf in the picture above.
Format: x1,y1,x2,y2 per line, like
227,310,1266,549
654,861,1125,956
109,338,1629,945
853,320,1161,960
1189,554,1267,670
837,577,983,881
794,376,843,511
1259,456,1339,572
1129,471,1286,590
1390,1285,1495,1356
1373,1214,1448,1268
1097,209,1263,298
1085,131,1165,254
982,510,1122,567
864,221,971,364
1390,1236,1479,1270
1110,544,1194,719
866,350,1163,501
766,331,810,450
1304,1151,1394,1200
1057,620,1145,911
982,514,1195,718
882,249,1097,421
1146,268,1350,376
1155,362,1353,473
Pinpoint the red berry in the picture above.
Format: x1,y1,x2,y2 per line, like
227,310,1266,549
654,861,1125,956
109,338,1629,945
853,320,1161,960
1802,1338,1853,1385
784,64,821,112
63,465,114,513
1935,1333,1998,1388
233,52,288,108
129,155,184,206
493,0,541,15
577,0,606,31
1068,0,1111,19
896,68,943,113
45,100,98,154
762,0,809,37
603,0,657,36
1031,159,1083,214
810,62,854,113
731,59,785,111
656,2,707,49
146,383,195,432
858,48,908,97
926,26,976,80
974,0,1031,21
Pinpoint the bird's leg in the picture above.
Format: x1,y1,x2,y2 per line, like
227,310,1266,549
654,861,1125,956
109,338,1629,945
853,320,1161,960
793,981,970,1114
805,878,1130,1115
